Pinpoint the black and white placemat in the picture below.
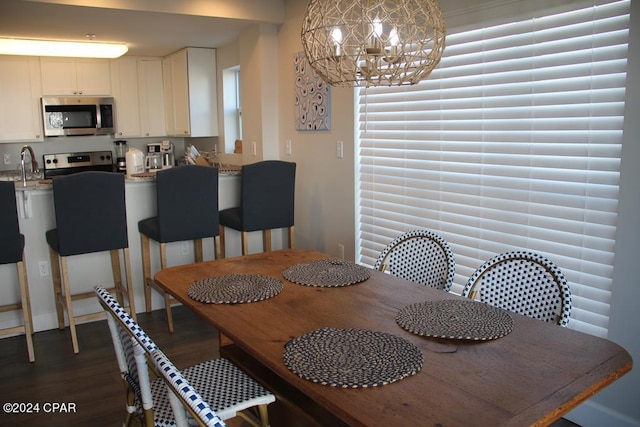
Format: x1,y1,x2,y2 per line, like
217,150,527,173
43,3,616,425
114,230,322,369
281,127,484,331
396,299,514,341
283,259,370,287
283,327,423,388
187,274,283,304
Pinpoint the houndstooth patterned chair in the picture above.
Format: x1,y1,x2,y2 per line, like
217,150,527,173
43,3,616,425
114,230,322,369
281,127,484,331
462,250,572,327
373,229,456,292
95,286,275,427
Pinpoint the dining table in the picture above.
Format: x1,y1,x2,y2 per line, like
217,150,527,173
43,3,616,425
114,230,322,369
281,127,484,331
153,248,632,427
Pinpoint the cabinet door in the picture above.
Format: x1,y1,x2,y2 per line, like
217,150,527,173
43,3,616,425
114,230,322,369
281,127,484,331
41,57,111,95
75,59,111,95
165,50,191,136
111,57,141,137
0,56,44,142
138,59,166,137
40,57,78,95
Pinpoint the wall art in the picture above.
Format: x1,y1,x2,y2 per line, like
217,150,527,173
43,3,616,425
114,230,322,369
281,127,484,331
295,51,330,131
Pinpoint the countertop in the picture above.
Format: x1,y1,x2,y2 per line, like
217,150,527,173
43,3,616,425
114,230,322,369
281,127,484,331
10,165,242,191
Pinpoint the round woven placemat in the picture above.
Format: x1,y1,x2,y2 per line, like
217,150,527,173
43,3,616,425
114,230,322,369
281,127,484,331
283,259,370,287
187,274,283,304
396,299,514,341
283,327,423,388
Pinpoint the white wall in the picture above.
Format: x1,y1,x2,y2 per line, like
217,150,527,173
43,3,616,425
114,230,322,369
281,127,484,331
277,0,356,260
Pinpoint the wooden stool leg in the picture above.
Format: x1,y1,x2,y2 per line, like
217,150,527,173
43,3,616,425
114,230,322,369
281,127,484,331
141,234,153,313
241,231,249,255
159,243,174,333
17,260,35,362
214,235,222,260
121,248,136,322
288,225,295,249
60,256,79,354
194,238,204,263
48,246,65,330
262,229,272,252
219,225,226,258
110,249,124,303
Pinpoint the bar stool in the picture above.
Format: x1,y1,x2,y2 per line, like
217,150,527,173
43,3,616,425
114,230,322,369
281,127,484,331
0,182,35,362
46,171,136,354
219,160,296,256
138,165,220,332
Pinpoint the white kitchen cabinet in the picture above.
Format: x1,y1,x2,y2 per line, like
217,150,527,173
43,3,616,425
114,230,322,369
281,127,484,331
40,57,111,96
163,48,218,137
0,56,44,142
111,56,166,138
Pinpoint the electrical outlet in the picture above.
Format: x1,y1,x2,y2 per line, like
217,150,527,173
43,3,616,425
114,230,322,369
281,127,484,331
3,154,10,165
337,244,345,259
286,139,292,155
181,242,189,255
336,140,344,159
39,261,50,277
252,141,257,156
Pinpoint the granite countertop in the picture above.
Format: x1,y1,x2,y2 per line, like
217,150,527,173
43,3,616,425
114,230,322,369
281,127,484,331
10,165,242,191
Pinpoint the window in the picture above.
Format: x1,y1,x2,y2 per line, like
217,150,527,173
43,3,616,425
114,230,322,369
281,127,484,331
356,0,630,337
222,66,242,153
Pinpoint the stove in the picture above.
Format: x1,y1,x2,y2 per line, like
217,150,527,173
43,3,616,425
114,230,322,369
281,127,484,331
43,151,115,179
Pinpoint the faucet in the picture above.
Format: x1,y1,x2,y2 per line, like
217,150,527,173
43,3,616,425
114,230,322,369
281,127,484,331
20,145,39,186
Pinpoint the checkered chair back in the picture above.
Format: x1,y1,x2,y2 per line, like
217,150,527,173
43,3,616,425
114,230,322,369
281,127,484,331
462,250,572,327
374,229,456,292
151,349,226,427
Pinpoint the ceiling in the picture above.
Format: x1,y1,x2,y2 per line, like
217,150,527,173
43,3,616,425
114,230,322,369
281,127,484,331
0,0,286,57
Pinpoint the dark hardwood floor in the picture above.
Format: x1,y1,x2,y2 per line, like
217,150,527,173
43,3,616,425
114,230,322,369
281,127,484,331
0,306,581,426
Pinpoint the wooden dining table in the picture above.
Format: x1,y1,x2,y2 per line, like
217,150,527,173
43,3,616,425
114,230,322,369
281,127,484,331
153,248,632,427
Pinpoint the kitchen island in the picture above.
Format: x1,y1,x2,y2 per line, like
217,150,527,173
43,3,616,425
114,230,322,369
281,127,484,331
0,171,287,334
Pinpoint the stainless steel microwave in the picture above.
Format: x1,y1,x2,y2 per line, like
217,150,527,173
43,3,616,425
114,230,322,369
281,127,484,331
41,96,115,137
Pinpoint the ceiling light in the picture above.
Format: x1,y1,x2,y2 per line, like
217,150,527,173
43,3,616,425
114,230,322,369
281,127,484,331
301,0,446,87
0,38,128,58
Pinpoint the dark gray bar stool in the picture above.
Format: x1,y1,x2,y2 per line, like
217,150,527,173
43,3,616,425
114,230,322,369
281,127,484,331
0,182,35,362
46,171,136,353
138,165,220,332
219,161,296,257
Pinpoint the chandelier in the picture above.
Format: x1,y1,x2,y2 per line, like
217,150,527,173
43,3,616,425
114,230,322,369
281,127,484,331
301,0,446,87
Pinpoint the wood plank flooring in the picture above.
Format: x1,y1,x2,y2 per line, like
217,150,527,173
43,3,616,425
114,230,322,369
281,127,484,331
0,306,581,426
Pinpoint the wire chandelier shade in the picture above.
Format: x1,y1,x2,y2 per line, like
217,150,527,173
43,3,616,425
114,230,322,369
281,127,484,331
301,0,446,87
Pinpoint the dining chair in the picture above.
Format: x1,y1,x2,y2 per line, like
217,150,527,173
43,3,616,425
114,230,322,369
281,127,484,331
373,229,456,292
138,165,221,332
46,171,136,354
95,286,275,427
0,181,35,362
462,250,572,326
219,160,296,256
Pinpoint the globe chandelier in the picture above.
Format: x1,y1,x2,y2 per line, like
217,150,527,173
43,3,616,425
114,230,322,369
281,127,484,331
301,0,446,87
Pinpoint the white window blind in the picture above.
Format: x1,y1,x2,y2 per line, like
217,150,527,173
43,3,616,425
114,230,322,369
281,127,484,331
356,0,630,337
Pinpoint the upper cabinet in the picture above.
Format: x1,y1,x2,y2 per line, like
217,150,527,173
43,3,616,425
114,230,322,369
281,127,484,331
0,56,44,142
111,56,166,138
163,48,218,137
40,57,111,96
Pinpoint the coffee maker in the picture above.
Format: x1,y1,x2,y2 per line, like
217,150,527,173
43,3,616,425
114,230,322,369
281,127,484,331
146,141,174,171
160,140,175,169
